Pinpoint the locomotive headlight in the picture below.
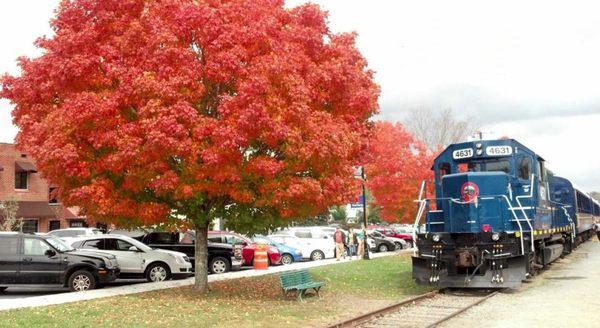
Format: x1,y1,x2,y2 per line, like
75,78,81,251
476,149,483,156
491,232,500,241
476,142,482,149
432,234,441,242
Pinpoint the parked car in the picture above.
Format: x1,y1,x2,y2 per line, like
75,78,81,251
369,230,407,250
0,232,119,292
208,231,282,266
136,231,243,274
369,225,414,248
269,233,334,261
252,235,302,265
368,233,396,252
47,228,103,239
68,235,193,282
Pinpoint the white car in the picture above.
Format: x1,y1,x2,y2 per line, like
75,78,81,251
269,229,335,261
68,235,193,282
47,228,103,238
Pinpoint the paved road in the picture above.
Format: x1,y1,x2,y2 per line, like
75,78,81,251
0,249,405,311
441,238,600,328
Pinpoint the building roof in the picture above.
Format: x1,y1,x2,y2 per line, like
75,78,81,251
15,201,56,218
15,161,37,173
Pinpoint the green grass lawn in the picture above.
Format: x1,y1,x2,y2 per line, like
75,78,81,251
0,254,433,328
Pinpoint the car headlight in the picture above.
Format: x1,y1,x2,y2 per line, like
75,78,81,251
432,234,441,242
106,258,117,268
491,232,500,241
167,253,185,264
183,256,191,262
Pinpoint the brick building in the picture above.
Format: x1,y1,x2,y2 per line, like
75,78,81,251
0,143,95,233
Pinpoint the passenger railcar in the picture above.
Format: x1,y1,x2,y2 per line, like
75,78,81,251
412,139,599,288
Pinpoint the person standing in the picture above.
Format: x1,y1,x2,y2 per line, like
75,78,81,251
356,227,365,259
347,229,357,260
334,228,345,261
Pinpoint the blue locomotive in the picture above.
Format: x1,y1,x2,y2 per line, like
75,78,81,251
412,138,599,288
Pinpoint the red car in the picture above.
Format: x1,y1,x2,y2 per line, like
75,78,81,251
368,225,414,248
208,231,281,266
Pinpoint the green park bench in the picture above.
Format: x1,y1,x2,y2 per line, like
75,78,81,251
279,269,326,302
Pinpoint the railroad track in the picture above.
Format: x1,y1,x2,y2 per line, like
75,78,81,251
328,289,501,328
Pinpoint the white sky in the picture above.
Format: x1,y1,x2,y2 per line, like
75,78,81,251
1,0,599,190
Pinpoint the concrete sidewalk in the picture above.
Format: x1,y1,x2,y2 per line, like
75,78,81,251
0,249,407,311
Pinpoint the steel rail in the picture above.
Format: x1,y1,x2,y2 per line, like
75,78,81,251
327,290,439,328
424,290,501,328
327,289,502,328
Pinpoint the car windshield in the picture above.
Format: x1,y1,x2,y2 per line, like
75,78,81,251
46,236,74,252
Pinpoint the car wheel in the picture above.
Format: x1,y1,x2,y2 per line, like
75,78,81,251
310,250,325,261
394,242,403,250
210,256,231,274
68,270,96,292
281,253,294,265
378,244,389,252
146,263,171,282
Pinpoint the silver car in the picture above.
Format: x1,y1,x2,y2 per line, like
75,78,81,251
68,235,193,282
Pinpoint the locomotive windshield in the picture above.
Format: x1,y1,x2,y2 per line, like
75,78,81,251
464,159,511,174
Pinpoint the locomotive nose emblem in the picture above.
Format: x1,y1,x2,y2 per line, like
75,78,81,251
461,182,480,202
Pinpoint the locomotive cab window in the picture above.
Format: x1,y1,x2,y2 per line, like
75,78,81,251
437,162,451,183
538,160,547,182
467,159,511,174
517,156,532,180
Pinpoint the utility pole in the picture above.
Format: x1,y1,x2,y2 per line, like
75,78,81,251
361,166,370,260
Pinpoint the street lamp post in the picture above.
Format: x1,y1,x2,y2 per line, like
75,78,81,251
361,166,370,260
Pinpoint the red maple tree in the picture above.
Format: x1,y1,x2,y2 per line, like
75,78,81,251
1,0,379,291
365,121,433,223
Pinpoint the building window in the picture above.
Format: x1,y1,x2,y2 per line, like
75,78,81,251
69,220,86,228
49,220,61,231
49,187,59,204
15,171,28,189
22,219,38,233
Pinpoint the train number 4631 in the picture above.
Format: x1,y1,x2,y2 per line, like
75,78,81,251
486,146,513,156
452,148,474,159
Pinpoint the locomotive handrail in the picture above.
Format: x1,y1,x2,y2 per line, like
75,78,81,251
561,205,576,243
413,180,428,256
514,174,536,252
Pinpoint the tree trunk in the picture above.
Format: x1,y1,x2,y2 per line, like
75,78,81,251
194,222,210,293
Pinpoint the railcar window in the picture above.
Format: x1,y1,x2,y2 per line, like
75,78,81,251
518,157,532,180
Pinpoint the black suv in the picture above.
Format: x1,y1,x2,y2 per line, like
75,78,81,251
122,231,243,274
0,232,120,292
